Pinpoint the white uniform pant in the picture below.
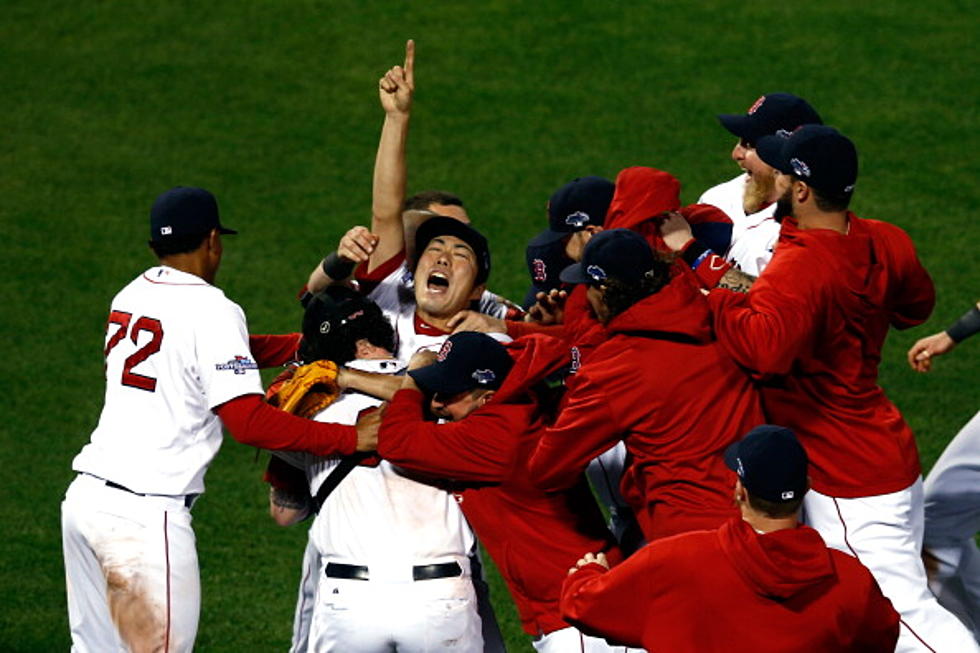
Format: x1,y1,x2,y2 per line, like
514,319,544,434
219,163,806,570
62,473,199,653
309,564,482,652
924,410,980,636
804,479,979,653
290,534,320,653
532,626,640,652
586,442,643,555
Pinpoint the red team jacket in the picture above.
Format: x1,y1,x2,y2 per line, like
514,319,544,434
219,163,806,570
560,517,900,652
708,215,935,497
377,341,622,636
528,272,765,541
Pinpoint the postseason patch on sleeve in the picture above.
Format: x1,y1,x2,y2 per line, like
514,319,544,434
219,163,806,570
214,355,259,375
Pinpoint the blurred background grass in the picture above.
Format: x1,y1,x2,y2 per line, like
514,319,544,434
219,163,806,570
1,1,977,650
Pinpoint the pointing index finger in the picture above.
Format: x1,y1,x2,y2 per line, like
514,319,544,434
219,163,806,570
404,39,415,83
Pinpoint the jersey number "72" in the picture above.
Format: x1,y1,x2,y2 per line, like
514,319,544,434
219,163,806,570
105,310,164,392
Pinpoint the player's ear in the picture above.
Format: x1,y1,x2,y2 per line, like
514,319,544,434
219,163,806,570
477,389,495,407
467,283,486,302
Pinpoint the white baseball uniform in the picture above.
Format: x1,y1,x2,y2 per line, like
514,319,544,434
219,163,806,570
923,410,980,636
62,265,264,652
698,173,780,277
275,357,482,652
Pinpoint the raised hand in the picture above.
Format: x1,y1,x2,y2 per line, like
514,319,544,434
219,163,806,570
378,39,415,116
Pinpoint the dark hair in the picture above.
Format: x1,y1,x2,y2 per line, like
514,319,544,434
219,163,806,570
791,175,852,212
747,492,804,519
148,230,211,258
299,301,396,365
405,190,464,212
599,256,672,320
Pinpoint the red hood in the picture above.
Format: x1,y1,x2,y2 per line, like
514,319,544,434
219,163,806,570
605,270,714,343
606,166,681,231
719,518,835,600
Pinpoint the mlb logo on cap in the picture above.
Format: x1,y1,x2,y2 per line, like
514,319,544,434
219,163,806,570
149,186,237,242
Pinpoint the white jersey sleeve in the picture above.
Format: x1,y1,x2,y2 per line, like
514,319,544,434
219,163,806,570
699,173,780,276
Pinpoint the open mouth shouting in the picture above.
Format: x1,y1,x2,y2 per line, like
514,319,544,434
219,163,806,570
427,271,450,293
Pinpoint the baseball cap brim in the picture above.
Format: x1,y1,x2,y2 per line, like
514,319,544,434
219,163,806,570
718,114,763,142
723,440,742,473
408,364,471,396
559,261,592,285
219,226,238,236
755,135,791,174
529,228,571,247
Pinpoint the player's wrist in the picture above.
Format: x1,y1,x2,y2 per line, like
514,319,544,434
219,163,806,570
322,251,356,281
680,239,710,266
946,305,980,343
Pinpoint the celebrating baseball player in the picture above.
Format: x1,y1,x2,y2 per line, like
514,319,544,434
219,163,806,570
377,332,633,652
690,124,977,651
528,229,765,541
697,92,823,277
61,187,378,652
561,426,901,652
908,301,980,636
264,288,494,652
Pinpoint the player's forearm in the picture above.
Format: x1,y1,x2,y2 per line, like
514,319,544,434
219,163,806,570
216,394,357,456
378,389,510,482
338,367,403,400
368,114,410,271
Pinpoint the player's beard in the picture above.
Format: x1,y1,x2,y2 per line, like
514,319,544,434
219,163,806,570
774,186,794,223
742,169,776,215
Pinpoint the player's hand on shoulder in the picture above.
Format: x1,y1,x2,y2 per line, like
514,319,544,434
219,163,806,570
407,349,438,371
526,289,567,325
338,225,379,264
568,551,609,575
659,210,695,253
378,39,414,116
907,331,956,373
447,310,507,334
355,406,384,452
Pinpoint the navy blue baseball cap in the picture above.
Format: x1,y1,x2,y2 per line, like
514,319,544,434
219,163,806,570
150,186,237,242
725,425,809,503
525,237,572,295
756,125,858,197
415,216,492,285
559,228,655,285
409,332,514,396
718,93,822,144
529,176,615,247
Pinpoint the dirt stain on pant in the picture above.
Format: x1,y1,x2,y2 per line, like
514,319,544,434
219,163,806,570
105,567,167,653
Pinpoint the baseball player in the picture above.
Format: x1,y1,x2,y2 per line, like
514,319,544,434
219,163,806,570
528,229,765,542
908,301,980,635
697,125,977,652
60,187,378,652
697,92,822,278
300,41,510,651
561,426,901,652
378,332,632,652
265,288,489,652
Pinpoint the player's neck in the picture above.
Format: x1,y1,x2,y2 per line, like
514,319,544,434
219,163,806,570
415,308,453,333
796,207,848,234
158,252,216,284
740,509,799,534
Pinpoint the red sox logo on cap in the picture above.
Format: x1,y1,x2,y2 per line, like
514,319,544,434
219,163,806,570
437,339,453,361
748,95,766,114
532,258,547,282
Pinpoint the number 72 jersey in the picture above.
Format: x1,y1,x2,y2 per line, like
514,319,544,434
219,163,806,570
72,266,263,496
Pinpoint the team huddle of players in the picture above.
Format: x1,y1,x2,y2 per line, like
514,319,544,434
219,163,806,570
62,40,980,653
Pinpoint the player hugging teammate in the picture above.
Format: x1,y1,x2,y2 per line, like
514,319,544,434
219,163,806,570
64,40,979,653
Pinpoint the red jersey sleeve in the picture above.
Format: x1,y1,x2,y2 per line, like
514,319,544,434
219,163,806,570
249,333,302,368
377,389,525,483
528,368,621,492
707,248,818,375
880,224,935,329
354,249,407,295
504,320,565,340
560,555,651,648
215,394,357,456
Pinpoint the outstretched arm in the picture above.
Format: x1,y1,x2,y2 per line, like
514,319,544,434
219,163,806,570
908,301,980,372
367,39,415,273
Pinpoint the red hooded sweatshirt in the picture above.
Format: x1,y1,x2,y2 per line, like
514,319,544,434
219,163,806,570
707,215,934,497
528,272,765,541
377,337,623,636
561,517,900,652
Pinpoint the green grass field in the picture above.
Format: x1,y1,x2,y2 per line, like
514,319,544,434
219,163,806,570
2,1,978,650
